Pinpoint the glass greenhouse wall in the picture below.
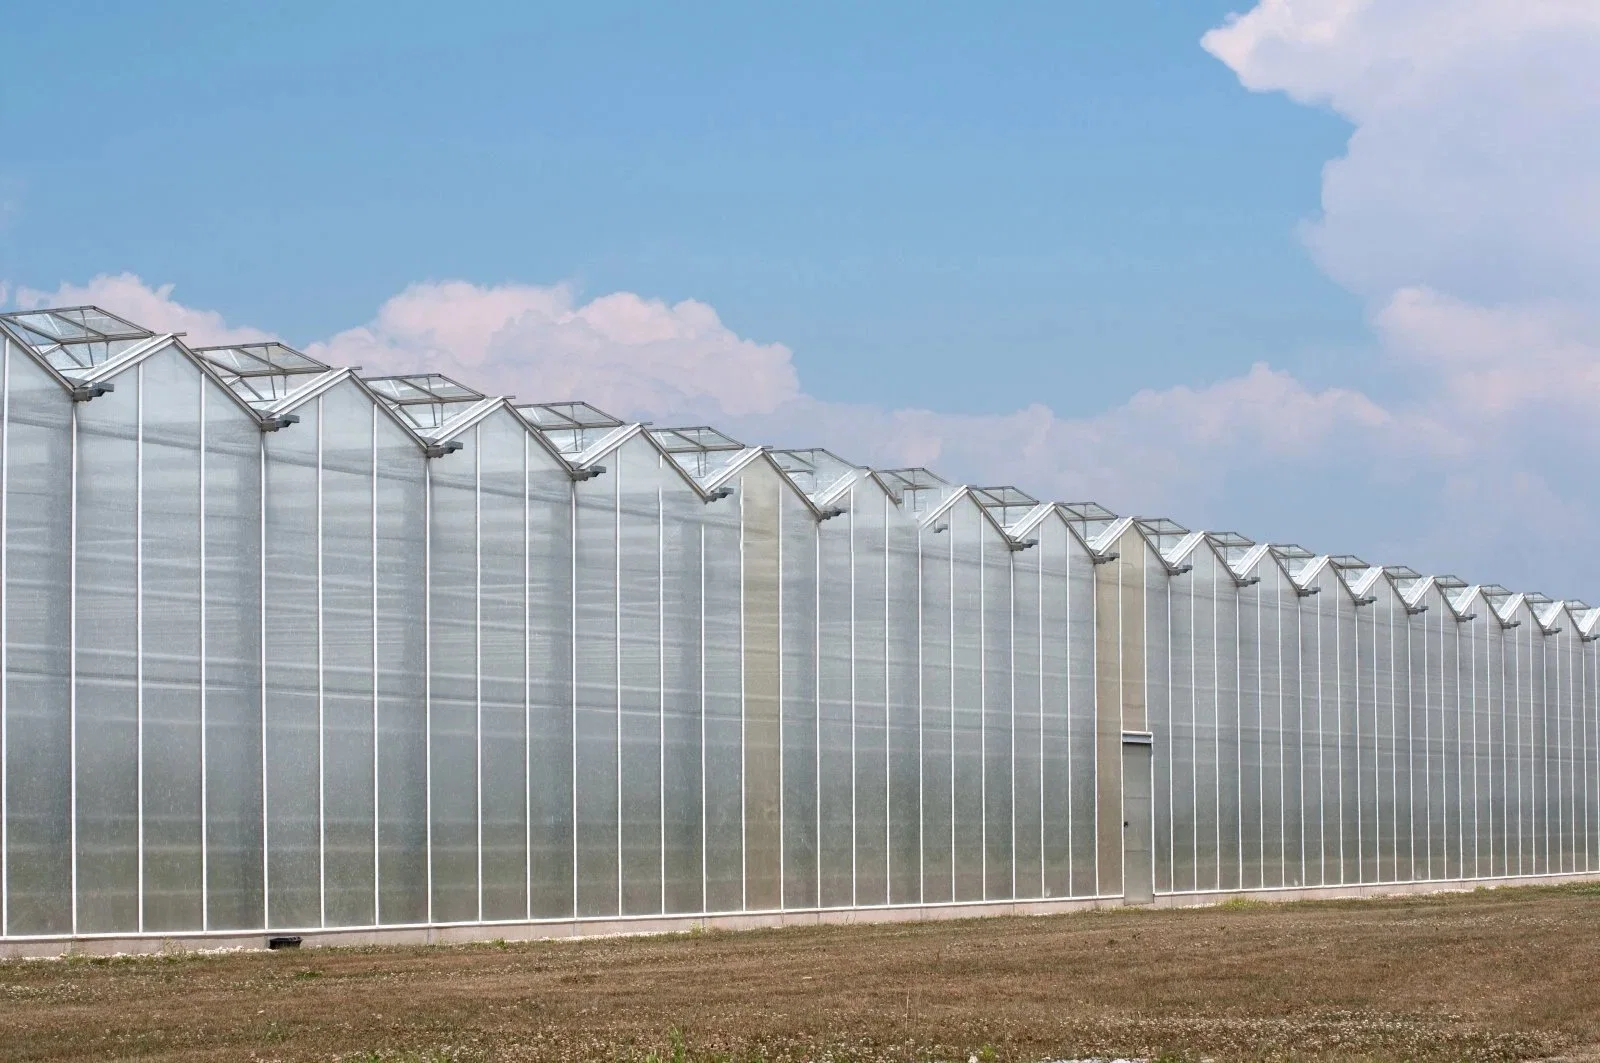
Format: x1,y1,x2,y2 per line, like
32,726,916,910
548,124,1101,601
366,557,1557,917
0,305,1595,946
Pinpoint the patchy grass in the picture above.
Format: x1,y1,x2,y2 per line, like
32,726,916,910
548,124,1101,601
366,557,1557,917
2,883,1599,1062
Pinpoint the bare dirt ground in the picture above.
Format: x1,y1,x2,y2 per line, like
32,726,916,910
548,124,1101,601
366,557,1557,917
2,883,1599,1063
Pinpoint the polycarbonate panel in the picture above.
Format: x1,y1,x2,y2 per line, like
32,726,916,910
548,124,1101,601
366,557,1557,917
1237,566,1262,890
1168,557,1196,893
949,503,984,901
1066,542,1097,897
1369,589,1395,877
1280,568,1308,887
659,486,702,914
1517,622,1536,875
476,413,531,921
918,517,954,903
778,484,817,909
1485,623,1509,879
740,464,782,913
1580,640,1593,870
1463,618,1485,878
428,424,480,924
137,349,205,932
617,444,665,916
1144,545,1172,895
1553,633,1573,873
375,405,428,925
1335,594,1358,885
816,498,853,908
201,370,264,931
1413,608,1434,880
1425,603,1448,879
853,489,889,906
1440,614,1462,880
981,529,1013,901
885,505,920,905
74,364,142,932
1038,520,1073,898
1300,579,1327,886
1192,555,1221,892
262,394,321,928
319,385,376,929
701,485,743,912
1011,537,1043,900
3,346,74,936
1258,565,1287,888
1212,553,1242,893
572,449,620,917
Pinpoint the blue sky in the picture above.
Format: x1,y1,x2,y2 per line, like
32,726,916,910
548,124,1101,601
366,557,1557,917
2,1,1362,415
6,2,1600,596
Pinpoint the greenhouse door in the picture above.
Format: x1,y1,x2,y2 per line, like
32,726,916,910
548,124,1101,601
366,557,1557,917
1121,732,1154,904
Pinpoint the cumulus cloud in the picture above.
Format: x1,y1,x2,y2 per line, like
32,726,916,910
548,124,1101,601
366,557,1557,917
1203,0,1600,591
308,280,800,418
1204,1,1600,305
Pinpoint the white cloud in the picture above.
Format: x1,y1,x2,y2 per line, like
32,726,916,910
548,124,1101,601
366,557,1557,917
308,280,800,419
1202,0,1600,591
1204,0,1600,306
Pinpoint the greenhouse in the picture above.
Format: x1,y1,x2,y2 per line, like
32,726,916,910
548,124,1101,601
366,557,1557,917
0,304,1596,949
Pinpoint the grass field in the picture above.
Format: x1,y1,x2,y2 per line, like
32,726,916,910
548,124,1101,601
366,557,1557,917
3,883,1599,1063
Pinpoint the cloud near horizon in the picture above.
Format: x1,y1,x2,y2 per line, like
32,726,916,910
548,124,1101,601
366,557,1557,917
11,0,1600,594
